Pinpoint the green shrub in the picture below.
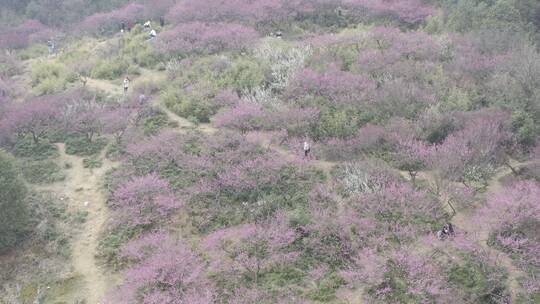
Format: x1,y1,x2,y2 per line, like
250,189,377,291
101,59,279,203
122,32,161,68
83,157,103,169
306,272,346,301
13,139,58,160
17,44,47,60
313,107,360,140
65,136,108,156
33,76,67,95
511,111,538,148
447,260,508,303
0,150,29,252
97,226,140,270
225,58,267,92
91,58,129,80
105,142,124,160
133,77,165,96
162,87,214,123
143,111,169,136
30,61,67,95
20,160,65,184
127,65,141,76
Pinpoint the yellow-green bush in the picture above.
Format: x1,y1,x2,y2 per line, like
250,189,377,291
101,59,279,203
30,61,68,95
133,77,166,95
91,58,130,80
162,86,214,123
121,32,161,68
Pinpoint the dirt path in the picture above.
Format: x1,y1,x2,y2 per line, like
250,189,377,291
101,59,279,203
449,160,538,300
44,144,118,304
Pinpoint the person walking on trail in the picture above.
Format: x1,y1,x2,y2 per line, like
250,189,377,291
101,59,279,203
303,141,311,158
127,21,133,32
123,76,130,94
121,22,125,33
160,16,165,27
47,40,55,56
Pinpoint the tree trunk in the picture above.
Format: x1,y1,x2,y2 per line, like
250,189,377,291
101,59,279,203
505,161,519,176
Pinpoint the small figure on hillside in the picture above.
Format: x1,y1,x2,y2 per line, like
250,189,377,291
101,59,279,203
437,223,455,240
123,76,130,94
144,20,152,29
160,16,165,27
279,128,289,145
121,21,125,33
138,94,147,105
149,29,157,39
47,40,55,56
127,21,133,32
447,222,455,236
303,140,311,159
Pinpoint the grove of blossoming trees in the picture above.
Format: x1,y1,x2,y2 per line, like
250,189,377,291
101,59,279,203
2,0,540,303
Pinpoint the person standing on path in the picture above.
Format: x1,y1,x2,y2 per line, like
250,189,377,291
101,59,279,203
47,40,55,56
123,76,130,95
303,141,311,159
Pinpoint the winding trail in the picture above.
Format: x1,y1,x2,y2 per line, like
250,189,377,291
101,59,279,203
42,144,119,303
451,160,538,300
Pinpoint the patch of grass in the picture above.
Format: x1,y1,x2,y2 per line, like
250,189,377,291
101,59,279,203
306,272,346,302
82,157,102,169
17,44,47,60
72,210,88,225
91,58,129,80
447,261,508,304
65,136,107,157
13,139,58,160
105,142,124,160
97,226,141,270
44,275,85,304
143,111,169,136
18,283,39,304
30,61,68,96
20,160,65,184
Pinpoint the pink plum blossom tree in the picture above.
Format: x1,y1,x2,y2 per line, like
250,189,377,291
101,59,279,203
155,22,259,56
110,173,183,229
0,95,62,144
108,232,214,304
203,212,299,283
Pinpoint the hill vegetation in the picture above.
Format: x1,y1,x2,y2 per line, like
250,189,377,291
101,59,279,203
1,0,539,303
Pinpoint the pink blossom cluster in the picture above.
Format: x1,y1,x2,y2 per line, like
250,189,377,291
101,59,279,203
110,173,183,228
155,22,259,55
344,0,435,24
107,232,214,304
0,20,52,50
286,64,376,105
203,212,300,281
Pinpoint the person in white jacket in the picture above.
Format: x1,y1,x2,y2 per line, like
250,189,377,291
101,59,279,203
149,29,157,39
123,76,130,94
303,141,310,158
